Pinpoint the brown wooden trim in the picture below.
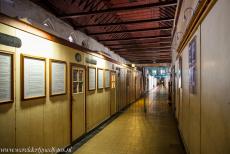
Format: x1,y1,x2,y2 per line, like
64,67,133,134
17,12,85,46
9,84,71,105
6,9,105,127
70,63,86,69
97,68,104,90
87,66,96,91
49,59,67,97
176,0,217,57
0,13,132,69
21,54,46,101
70,63,73,142
0,50,14,104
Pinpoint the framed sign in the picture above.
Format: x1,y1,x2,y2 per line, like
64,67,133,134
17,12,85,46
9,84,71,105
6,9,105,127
21,54,46,100
0,51,14,103
189,36,197,94
88,67,96,91
50,59,67,96
97,68,104,89
105,70,111,88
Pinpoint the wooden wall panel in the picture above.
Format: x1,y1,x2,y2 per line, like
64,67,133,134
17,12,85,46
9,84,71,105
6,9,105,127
15,31,72,149
181,45,190,151
86,70,111,131
0,21,143,150
174,60,180,121
110,72,116,115
0,23,16,148
179,27,201,154
188,27,201,154
201,0,230,153
178,1,230,154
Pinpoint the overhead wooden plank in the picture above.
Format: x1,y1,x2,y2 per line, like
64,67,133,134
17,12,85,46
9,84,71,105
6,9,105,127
113,47,171,52
116,50,171,53
99,35,171,42
76,17,174,28
105,41,171,47
88,26,172,35
111,45,171,50
59,1,177,18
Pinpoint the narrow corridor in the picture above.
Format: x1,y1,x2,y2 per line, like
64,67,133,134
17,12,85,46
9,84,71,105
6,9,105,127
74,87,185,154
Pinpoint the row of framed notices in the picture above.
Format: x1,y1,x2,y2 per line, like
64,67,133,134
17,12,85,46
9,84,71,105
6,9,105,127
0,51,116,103
21,54,67,100
88,67,113,91
0,51,67,103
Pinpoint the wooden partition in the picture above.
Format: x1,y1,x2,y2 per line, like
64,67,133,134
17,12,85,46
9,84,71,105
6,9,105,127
0,17,143,149
175,1,230,154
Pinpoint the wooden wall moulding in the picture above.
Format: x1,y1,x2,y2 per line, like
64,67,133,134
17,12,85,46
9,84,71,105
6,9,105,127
21,54,46,100
176,0,217,57
0,50,14,104
49,59,67,96
88,67,96,91
97,68,104,90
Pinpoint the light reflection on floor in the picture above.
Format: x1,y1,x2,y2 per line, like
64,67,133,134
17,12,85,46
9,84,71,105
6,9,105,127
74,86,185,154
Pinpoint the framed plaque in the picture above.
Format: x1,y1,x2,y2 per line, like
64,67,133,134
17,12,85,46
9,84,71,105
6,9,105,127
0,51,14,103
97,68,104,89
88,67,96,91
21,54,46,100
105,70,111,88
50,59,67,96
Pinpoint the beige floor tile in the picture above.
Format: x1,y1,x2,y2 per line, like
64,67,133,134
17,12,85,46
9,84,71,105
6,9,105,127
73,87,185,154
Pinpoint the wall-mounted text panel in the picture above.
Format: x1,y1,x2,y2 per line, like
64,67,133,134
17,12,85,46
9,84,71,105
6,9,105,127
105,70,110,88
0,51,13,103
21,55,46,100
97,69,104,89
88,67,96,91
50,59,67,96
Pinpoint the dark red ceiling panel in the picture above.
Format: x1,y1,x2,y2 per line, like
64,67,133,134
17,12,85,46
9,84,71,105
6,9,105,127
31,0,177,64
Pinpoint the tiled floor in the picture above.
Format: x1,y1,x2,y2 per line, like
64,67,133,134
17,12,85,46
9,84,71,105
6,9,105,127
73,87,185,154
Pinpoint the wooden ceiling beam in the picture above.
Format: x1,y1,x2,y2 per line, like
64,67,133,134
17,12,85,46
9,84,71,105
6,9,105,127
116,50,171,53
122,56,171,58
75,17,174,28
119,52,171,55
113,47,171,52
111,45,171,50
88,26,172,35
105,41,171,47
99,35,171,42
123,55,171,57
59,1,177,18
